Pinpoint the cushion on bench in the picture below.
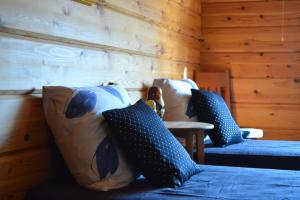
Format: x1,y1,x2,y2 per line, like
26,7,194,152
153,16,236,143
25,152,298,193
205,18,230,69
205,139,300,170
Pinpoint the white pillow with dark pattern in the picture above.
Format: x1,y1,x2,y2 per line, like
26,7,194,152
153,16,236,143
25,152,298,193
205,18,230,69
153,79,198,121
43,85,135,191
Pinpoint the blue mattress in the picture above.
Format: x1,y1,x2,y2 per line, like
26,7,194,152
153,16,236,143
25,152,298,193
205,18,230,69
27,165,300,200
205,139,300,170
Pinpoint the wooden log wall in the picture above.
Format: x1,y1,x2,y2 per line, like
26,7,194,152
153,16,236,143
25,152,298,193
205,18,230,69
200,0,300,140
0,0,201,198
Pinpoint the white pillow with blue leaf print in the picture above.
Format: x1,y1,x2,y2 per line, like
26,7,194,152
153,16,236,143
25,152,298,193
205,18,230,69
43,85,135,191
153,78,198,121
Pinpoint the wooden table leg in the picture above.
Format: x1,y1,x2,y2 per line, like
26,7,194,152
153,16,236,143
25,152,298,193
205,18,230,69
185,133,194,159
196,130,205,164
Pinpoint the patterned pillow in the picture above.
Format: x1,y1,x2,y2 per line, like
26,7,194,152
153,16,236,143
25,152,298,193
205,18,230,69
191,89,243,147
153,79,198,121
103,100,201,187
43,85,135,191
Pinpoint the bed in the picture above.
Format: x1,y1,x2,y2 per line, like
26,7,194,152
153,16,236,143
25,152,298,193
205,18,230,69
27,164,300,200
195,70,300,170
24,72,300,199
205,139,300,170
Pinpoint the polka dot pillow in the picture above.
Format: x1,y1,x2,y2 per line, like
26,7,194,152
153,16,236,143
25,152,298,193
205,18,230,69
103,100,201,187
191,89,243,147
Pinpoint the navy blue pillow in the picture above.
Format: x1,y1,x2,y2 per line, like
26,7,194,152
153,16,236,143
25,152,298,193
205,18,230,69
102,100,201,187
191,89,243,147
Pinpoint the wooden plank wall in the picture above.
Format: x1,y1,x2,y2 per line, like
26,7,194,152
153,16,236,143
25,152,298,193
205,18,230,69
200,0,300,140
0,0,201,198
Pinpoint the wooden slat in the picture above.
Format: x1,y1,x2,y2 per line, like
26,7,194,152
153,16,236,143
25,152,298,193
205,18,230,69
0,149,55,195
232,78,300,104
99,0,202,39
202,1,300,28
0,95,52,154
203,13,300,28
201,27,300,52
203,0,264,2
230,64,300,78
262,129,300,141
0,0,201,63
233,103,300,130
171,0,202,14
200,52,300,64
195,70,231,108
0,35,198,91
203,1,300,15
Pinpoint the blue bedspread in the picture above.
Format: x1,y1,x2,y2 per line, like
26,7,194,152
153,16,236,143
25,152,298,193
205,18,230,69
205,139,300,170
27,165,300,200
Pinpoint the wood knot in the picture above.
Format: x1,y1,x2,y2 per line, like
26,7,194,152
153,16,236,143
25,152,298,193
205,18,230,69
150,64,154,72
24,133,31,142
7,168,13,174
287,65,292,68
0,16,4,27
259,52,264,56
244,42,249,46
253,89,259,95
240,6,246,10
62,7,71,16
136,1,141,7
159,47,165,55
259,15,264,19
294,78,300,83
227,17,232,21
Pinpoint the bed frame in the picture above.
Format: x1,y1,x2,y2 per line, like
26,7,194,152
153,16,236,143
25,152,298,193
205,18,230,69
195,70,231,110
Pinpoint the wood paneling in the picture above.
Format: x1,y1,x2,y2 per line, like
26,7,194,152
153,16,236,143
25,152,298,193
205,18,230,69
200,52,300,64
171,0,202,14
0,149,56,195
203,0,263,2
201,0,300,140
202,0,300,28
233,103,300,130
0,0,201,63
0,35,199,91
201,27,300,52
263,129,300,141
230,64,300,78
232,78,300,104
99,0,202,39
0,0,201,198
0,95,52,154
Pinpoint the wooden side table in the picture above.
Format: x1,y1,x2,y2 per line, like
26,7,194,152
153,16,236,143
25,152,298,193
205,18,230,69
164,121,214,164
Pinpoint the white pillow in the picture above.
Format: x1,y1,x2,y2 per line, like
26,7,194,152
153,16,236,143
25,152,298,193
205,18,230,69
153,79,198,121
43,85,135,191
